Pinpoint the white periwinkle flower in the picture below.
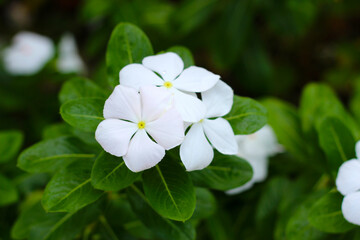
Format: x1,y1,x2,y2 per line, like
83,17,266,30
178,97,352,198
179,80,238,171
57,33,86,74
227,125,283,195
95,85,184,172
3,31,54,75
119,52,220,122
336,141,360,225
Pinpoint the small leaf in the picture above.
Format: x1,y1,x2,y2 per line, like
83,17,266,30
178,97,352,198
190,151,253,191
42,123,72,140
192,188,216,220
0,130,23,163
225,95,267,134
106,23,153,88
317,117,356,177
142,156,196,221
0,173,18,206
308,191,355,233
167,46,194,68
91,151,139,191
60,97,105,132
42,160,103,212
59,77,107,104
18,136,95,173
127,185,196,240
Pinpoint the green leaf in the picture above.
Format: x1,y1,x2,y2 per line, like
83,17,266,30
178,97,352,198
192,188,216,220
106,23,153,88
42,160,103,212
91,151,139,191
0,173,18,206
18,136,95,173
225,95,267,134
167,46,194,68
317,117,356,177
60,97,105,132
0,130,23,163
142,156,196,221
308,191,355,233
42,123,72,140
190,151,253,191
127,185,196,240
59,77,107,104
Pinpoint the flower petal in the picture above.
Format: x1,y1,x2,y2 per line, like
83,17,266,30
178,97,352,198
225,180,255,195
103,85,141,122
95,119,137,157
140,86,172,122
247,156,268,182
146,108,184,150
180,123,214,171
336,159,360,195
142,52,184,82
173,66,219,93
120,63,164,91
123,129,165,172
202,118,238,155
356,140,360,159
342,191,360,225
173,88,206,122
201,80,234,118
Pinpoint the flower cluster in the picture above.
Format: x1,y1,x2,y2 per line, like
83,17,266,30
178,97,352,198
95,52,238,172
227,125,283,194
336,141,360,225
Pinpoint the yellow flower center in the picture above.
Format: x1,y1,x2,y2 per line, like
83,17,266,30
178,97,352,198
138,121,146,129
163,81,173,89
199,119,204,123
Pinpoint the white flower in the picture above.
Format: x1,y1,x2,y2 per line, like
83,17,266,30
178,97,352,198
179,80,238,171
336,141,360,225
119,52,220,122
57,33,86,74
3,31,54,75
95,85,184,172
226,125,283,195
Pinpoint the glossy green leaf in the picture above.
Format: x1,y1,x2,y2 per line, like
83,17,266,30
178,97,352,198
317,117,356,177
308,191,355,233
42,160,103,212
18,136,95,173
225,95,267,134
59,77,107,104
0,130,23,163
106,22,153,88
91,151,139,191
0,173,18,206
60,97,105,132
192,188,216,220
190,151,253,191
167,46,194,68
142,156,196,221
42,123,72,140
127,185,196,240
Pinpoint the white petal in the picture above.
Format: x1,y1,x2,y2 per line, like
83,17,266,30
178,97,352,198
146,108,184,150
123,129,165,172
180,123,214,171
356,140,360,159
140,86,172,122
142,52,184,82
202,118,238,155
173,66,219,93
173,89,206,122
225,180,255,195
120,63,164,91
95,119,137,157
202,80,234,118
247,156,268,182
103,85,141,122
336,159,360,195
57,33,86,74
342,191,360,225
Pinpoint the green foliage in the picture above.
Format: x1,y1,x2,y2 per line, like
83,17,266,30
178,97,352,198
0,173,18,206
91,151,140,191
106,22,153,88
225,95,267,134
42,160,103,212
190,151,253,191
192,188,216,220
142,156,196,221
0,130,23,163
